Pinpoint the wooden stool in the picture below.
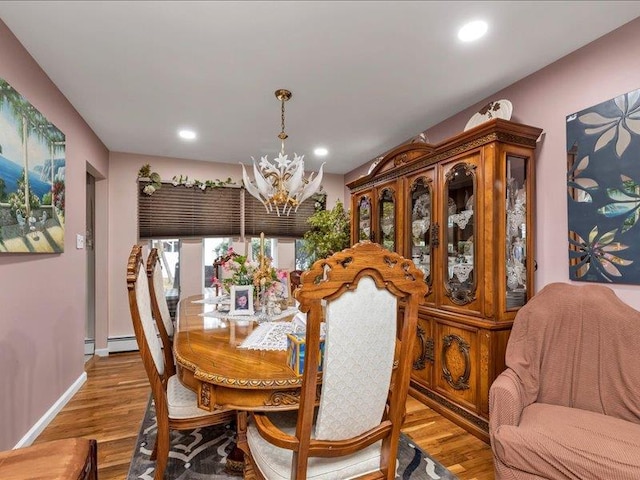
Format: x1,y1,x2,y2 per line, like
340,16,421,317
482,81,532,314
0,438,97,480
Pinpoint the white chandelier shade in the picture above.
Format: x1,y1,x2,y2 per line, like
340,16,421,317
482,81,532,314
241,89,325,216
242,153,325,216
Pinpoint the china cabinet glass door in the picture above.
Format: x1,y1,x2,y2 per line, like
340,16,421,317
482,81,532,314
409,176,432,285
505,155,528,309
378,188,396,251
356,194,372,241
444,163,476,305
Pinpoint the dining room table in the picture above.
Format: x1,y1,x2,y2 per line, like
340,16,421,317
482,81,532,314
173,294,317,414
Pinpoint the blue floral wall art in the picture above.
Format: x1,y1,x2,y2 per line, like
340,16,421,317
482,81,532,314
0,77,66,253
566,88,640,284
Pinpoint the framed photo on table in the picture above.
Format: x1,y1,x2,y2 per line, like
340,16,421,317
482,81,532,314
229,285,254,315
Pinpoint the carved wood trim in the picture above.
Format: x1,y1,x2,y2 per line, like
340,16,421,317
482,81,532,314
199,383,211,410
431,222,440,247
348,122,541,193
444,285,477,305
194,371,302,388
410,381,488,432
264,385,321,407
347,119,542,193
442,334,471,390
393,153,409,166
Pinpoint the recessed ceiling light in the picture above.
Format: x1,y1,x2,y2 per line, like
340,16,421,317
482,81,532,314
314,147,328,157
178,129,196,140
458,20,488,42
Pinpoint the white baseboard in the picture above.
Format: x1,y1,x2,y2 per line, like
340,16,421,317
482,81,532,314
108,335,139,353
14,372,87,448
94,348,110,357
84,339,95,355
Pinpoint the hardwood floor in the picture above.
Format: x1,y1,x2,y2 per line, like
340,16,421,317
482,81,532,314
35,352,495,480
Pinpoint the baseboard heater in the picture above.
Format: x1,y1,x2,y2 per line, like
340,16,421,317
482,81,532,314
107,335,139,353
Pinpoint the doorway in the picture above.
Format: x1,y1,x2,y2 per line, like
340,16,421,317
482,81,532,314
85,172,96,359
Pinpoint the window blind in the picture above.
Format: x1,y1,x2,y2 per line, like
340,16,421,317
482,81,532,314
138,181,242,239
138,180,325,239
244,193,326,239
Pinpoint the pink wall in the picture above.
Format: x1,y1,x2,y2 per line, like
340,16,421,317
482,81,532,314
0,20,109,449
346,17,640,310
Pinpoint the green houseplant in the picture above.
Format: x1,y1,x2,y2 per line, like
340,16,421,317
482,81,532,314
302,200,351,265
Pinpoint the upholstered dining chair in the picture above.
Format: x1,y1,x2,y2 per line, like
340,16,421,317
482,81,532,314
243,241,428,480
127,244,236,480
146,247,175,375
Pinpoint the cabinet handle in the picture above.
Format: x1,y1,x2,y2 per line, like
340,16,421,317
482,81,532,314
413,325,434,370
431,222,440,247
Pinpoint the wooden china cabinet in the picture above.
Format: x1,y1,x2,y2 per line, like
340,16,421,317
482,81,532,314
348,119,542,441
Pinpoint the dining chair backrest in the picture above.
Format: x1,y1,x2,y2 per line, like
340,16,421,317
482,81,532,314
146,247,176,376
314,274,397,439
213,251,240,294
127,245,166,383
246,241,428,480
289,269,303,295
147,248,174,337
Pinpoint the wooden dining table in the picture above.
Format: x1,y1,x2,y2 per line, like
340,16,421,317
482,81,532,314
174,294,309,413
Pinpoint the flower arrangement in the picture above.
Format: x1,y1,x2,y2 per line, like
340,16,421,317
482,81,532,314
212,247,281,297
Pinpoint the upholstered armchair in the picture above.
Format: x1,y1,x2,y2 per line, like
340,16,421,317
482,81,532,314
489,282,640,480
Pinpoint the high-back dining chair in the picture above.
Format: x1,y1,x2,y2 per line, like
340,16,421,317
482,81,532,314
213,251,240,295
146,247,175,376
243,241,428,480
127,244,236,480
289,269,303,296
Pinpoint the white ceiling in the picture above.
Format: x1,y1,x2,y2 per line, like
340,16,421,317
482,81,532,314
1,1,639,175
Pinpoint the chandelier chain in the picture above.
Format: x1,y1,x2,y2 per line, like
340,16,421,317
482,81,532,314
279,95,288,154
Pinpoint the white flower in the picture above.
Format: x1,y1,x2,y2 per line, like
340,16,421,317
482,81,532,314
143,185,156,195
578,90,640,157
274,153,291,170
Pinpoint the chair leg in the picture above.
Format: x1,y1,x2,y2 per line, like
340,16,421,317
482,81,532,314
154,423,170,480
150,436,158,460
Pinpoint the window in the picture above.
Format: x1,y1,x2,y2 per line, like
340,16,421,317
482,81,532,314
295,239,312,270
250,236,276,265
150,238,180,318
203,237,232,288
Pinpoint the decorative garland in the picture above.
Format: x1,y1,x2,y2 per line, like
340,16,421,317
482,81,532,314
137,164,236,195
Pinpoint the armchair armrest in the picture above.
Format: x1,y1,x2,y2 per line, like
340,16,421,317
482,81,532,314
252,412,393,458
489,368,530,433
252,412,300,450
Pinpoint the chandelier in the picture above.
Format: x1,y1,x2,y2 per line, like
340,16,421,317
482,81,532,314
241,89,325,216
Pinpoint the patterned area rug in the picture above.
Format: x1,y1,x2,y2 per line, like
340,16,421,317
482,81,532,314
127,398,458,480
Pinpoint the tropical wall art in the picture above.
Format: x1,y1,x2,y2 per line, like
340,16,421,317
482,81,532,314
0,78,66,253
566,87,640,284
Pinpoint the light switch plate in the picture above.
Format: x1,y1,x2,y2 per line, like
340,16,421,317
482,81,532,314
76,233,85,249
